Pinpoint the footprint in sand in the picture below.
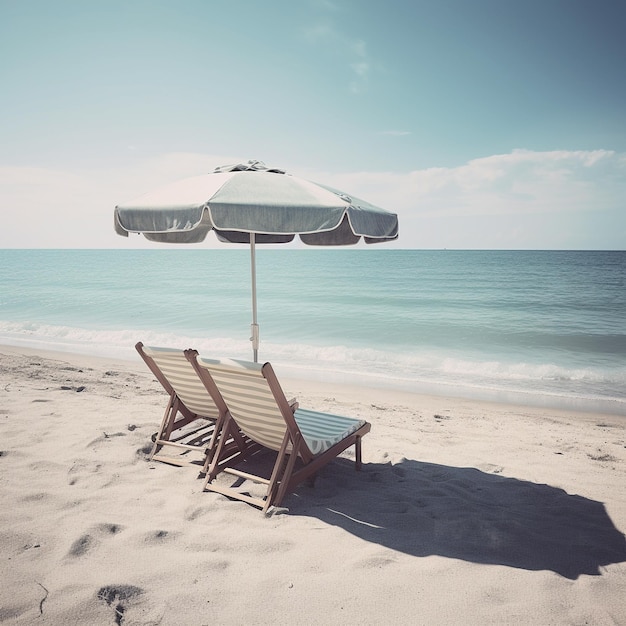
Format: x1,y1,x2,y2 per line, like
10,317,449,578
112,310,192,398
184,505,214,522
355,555,397,569
67,459,119,488
67,523,124,557
142,529,178,544
96,585,144,626
135,443,153,460
68,533,96,557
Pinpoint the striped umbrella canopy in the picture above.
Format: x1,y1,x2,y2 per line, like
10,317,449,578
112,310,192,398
115,160,399,361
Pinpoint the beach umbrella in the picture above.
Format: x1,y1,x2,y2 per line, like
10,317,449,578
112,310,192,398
114,160,399,361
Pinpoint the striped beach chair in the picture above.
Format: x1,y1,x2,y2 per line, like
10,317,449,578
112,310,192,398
186,349,371,514
136,342,242,471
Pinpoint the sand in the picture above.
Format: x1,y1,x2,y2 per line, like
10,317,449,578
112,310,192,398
1,344,625,625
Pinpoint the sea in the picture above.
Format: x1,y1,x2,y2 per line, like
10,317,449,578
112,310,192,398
1,249,624,415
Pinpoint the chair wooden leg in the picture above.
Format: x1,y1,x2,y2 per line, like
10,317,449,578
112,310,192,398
150,395,176,459
355,436,362,471
204,415,234,485
263,434,292,513
272,436,302,510
201,414,224,474
163,396,181,440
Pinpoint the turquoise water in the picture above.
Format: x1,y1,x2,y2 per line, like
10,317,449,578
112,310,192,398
1,249,624,414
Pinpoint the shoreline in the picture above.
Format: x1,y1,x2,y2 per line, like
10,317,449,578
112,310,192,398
1,341,623,420
1,343,625,623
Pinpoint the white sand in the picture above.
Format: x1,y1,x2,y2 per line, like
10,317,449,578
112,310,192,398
1,344,625,625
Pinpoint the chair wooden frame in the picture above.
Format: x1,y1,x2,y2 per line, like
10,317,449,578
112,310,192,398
186,349,371,514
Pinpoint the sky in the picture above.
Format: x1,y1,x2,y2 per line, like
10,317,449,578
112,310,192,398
1,0,625,250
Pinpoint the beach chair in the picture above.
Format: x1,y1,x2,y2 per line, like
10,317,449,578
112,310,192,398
136,342,232,470
185,350,371,514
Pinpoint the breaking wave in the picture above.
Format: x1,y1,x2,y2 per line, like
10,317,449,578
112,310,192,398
1,320,624,415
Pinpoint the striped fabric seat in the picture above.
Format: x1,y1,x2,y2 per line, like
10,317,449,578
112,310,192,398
293,408,366,455
142,346,220,419
201,358,288,451
187,353,371,514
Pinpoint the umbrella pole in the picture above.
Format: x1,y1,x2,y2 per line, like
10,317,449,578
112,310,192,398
250,232,259,362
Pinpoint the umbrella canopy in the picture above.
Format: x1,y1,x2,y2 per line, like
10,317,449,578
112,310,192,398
115,160,399,360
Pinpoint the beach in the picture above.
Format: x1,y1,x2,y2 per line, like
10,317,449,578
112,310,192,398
1,344,625,625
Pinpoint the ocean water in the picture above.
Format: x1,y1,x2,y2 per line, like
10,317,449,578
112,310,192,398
1,249,624,415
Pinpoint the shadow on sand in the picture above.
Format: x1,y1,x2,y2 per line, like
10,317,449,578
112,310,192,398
289,457,626,580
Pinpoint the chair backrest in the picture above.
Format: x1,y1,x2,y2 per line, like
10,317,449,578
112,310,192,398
195,357,290,451
140,345,221,419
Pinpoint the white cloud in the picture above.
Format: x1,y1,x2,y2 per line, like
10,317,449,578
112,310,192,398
1,149,624,249
350,61,369,77
0,152,241,248
298,149,626,249
347,40,370,93
311,149,623,216
0,166,84,187
303,15,371,93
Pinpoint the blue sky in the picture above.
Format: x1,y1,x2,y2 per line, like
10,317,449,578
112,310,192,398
1,0,625,249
